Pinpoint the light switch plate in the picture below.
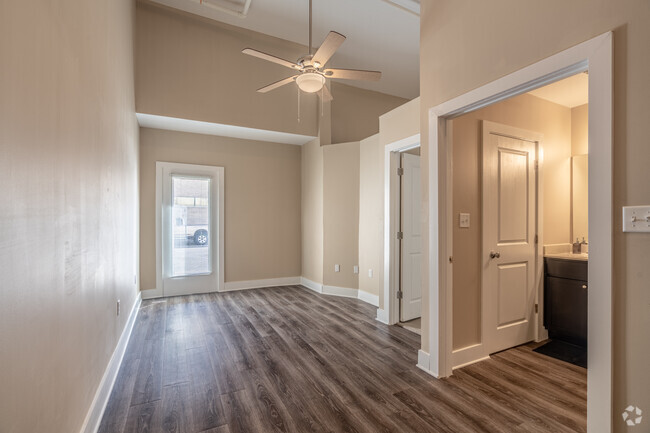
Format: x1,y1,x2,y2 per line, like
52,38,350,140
622,206,650,232
353,265,359,274
459,213,470,228
334,264,340,272
368,269,373,278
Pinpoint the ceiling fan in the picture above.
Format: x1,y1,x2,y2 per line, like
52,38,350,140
242,0,381,102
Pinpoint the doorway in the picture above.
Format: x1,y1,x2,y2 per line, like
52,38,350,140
425,32,612,431
155,162,225,297
380,133,420,326
399,149,422,328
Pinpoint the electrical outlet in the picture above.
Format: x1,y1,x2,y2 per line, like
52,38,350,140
334,264,340,272
134,274,137,285
116,300,121,316
368,269,373,278
353,265,359,274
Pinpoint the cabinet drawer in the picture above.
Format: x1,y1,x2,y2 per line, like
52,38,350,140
544,258,588,280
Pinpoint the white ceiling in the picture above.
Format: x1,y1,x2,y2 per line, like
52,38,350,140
149,0,420,99
528,73,589,108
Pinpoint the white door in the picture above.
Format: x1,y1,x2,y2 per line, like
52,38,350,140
157,162,224,297
482,121,539,354
400,152,422,322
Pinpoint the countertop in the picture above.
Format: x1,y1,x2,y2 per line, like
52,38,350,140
544,252,589,261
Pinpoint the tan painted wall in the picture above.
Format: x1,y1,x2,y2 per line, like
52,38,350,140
421,0,650,422
451,93,572,350
359,134,384,301
331,83,408,144
301,138,324,284
572,103,589,156
380,97,421,146
136,1,319,136
323,142,361,289
0,0,139,431
139,128,302,289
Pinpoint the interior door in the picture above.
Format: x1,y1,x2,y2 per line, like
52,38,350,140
482,121,538,354
400,152,422,322
159,162,224,297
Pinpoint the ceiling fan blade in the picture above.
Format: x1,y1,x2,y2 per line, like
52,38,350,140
312,31,346,67
257,76,297,93
320,84,333,102
324,68,382,82
242,48,299,70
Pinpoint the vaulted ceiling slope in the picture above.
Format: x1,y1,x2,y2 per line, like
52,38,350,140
148,0,420,99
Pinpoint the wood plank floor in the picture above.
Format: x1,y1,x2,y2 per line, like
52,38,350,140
99,286,586,433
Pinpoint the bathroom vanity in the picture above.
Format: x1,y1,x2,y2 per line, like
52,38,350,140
543,255,588,346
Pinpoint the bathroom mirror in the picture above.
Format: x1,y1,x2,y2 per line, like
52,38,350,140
572,155,588,242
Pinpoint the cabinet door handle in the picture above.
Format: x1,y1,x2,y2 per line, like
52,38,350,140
582,284,588,289
490,251,501,259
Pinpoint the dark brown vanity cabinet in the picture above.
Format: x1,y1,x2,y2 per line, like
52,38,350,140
544,258,588,346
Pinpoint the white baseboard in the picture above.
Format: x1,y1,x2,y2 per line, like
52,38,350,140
376,308,389,324
141,288,162,300
300,277,323,293
223,277,301,292
298,279,380,309
452,343,488,370
322,285,358,299
357,290,379,307
80,292,142,433
417,349,432,375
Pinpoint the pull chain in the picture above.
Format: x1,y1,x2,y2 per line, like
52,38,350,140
297,86,301,123
321,86,324,116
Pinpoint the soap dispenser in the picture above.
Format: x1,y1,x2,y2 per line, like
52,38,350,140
572,238,581,254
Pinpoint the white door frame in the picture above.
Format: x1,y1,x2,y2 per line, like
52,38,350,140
146,161,225,299
378,133,420,325
423,32,613,432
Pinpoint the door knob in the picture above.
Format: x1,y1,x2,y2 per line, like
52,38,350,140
490,251,501,259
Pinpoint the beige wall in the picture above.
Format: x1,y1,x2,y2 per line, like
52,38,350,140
452,93,572,350
0,0,139,431
380,97,421,146
136,1,319,136
323,142,361,289
301,138,324,283
572,103,589,156
421,0,650,423
139,128,302,288
358,134,384,301
331,83,408,144
136,1,406,147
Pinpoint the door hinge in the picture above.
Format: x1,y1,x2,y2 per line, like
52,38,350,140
397,167,404,176
535,303,539,314
535,160,539,170
535,234,539,244
397,290,403,299
397,231,403,240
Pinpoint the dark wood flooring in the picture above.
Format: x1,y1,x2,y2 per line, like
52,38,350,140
99,286,586,433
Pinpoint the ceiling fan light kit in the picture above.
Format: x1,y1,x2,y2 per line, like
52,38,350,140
241,0,382,102
296,72,326,93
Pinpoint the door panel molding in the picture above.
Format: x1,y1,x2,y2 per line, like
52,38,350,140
483,121,540,355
